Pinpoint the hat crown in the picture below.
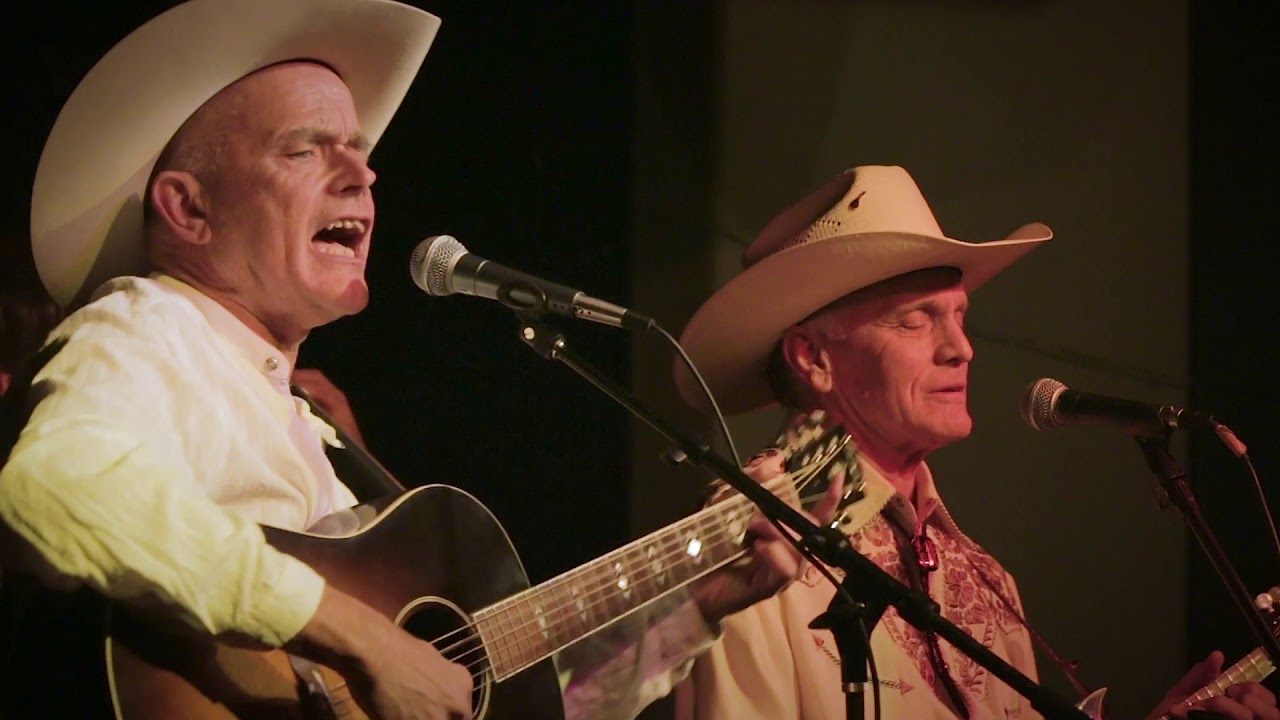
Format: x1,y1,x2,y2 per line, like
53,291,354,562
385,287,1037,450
745,165,945,268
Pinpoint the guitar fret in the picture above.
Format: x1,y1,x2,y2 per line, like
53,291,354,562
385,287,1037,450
473,607,507,677
604,557,621,618
531,597,549,645
1248,649,1272,678
621,546,640,608
635,547,656,603
616,548,637,604
571,577,589,637
619,546,640,609
669,537,689,587
514,596,533,664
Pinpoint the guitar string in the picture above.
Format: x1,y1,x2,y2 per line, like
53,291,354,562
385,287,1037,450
437,487,832,680
441,502,750,669
448,520,750,681
1156,605,1280,718
434,465,839,675
419,468,808,661
1168,648,1275,717
422,468,824,663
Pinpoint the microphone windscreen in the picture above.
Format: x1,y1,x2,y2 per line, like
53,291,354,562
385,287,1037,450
409,235,467,296
1020,377,1066,431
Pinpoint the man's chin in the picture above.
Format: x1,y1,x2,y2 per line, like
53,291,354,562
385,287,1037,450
314,282,370,323
925,418,973,447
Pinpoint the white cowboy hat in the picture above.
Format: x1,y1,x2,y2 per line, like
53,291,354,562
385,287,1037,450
675,165,1052,414
30,0,441,308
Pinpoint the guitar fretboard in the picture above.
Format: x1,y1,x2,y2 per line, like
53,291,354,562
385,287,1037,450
471,483,770,681
1162,648,1275,719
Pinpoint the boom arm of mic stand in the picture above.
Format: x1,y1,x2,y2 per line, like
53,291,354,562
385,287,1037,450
514,316,1090,720
1135,435,1280,664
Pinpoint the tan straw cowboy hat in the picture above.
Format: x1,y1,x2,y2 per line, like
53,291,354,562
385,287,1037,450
30,0,441,308
675,164,1052,414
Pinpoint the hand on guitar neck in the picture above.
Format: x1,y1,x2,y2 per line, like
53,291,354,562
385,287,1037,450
1138,587,1280,720
1142,650,1278,720
285,584,473,720
689,445,847,625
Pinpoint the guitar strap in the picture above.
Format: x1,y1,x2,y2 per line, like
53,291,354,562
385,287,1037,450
290,383,406,504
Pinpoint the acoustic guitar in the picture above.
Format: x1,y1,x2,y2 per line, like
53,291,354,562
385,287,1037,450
0,415,856,719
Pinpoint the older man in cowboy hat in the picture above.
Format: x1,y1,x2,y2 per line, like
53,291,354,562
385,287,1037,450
0,1,832,718
671,166,1278,720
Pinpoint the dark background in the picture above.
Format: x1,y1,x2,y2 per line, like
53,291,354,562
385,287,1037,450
1188,0,1280,687
3,2,1279,718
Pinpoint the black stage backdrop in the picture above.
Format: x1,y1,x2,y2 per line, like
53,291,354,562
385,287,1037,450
1189,2,1280,673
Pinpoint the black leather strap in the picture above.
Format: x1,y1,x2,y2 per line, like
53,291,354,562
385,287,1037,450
290,383,405,503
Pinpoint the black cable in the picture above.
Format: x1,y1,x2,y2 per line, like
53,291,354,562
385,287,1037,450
656,324,742,467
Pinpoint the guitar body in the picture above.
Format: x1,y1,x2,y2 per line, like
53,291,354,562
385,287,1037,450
1,485,566,719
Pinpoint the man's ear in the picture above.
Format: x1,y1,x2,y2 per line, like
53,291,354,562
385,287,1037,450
781,326,833,395
149,170,212,245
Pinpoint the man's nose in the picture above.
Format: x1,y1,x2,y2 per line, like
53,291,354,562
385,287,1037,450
333,150,376,194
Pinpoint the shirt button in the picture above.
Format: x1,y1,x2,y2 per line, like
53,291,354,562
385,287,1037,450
264,357,279,372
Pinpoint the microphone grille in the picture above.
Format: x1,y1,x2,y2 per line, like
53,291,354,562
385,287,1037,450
1020,377,1067,431
409,235,466,296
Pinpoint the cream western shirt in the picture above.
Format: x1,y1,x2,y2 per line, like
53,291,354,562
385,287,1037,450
679,457,1040,720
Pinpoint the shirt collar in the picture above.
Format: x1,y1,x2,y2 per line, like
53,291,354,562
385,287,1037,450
151,273,293,387
863,457,941,534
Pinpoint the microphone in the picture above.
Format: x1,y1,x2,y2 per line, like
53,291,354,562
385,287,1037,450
409,235,654,331
1019,377,1220,437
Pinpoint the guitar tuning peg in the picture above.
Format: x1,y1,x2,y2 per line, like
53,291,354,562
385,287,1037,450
1256,589,1279,612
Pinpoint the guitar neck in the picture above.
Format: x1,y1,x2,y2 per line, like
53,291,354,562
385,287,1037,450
1163,648,1275,719
472,486,765,681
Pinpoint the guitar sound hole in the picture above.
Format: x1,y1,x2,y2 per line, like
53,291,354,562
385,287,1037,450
399,598,492,718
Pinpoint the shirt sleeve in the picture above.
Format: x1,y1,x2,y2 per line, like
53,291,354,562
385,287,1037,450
0,295,327,648
557,587,720,720
0,413,325,646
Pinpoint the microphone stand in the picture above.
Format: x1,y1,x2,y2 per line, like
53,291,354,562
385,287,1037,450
808,576,886,720
514,315,1089,720
1134,434,1280,663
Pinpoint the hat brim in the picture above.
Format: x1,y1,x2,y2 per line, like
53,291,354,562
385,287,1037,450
675,223,1052,414
31,0,441,308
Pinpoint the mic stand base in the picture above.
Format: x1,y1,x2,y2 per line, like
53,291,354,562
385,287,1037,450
809,576,887,720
